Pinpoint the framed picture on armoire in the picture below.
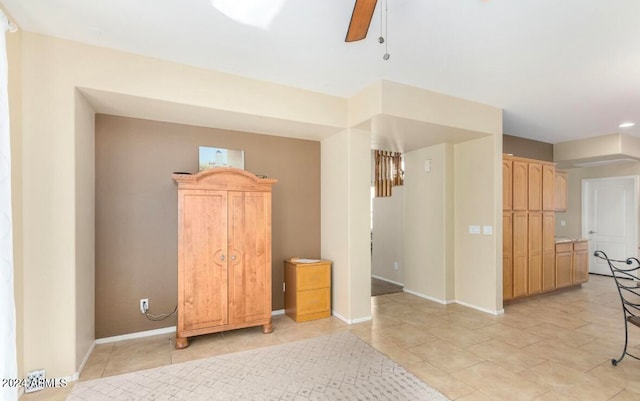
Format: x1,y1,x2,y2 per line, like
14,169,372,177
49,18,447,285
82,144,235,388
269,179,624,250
198,146,244,171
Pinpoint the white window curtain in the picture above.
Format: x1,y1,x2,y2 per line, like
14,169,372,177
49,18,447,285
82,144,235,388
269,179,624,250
0,10,17,401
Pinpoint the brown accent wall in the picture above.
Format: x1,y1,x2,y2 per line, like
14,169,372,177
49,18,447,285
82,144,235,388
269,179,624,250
503,134,554,161
95,115,321,338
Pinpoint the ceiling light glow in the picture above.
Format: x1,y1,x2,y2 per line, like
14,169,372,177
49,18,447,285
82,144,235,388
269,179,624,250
210,0,286,30
619,122,635,128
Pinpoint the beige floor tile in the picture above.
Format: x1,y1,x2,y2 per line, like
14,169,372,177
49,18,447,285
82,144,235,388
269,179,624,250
477,323,545,348
609,389,640,400
369,341,425,366
407,340,485,373
532,390,580,401
526,322,596,347
427,324,492,348
372,323,438,348
525,338,609,372
467,339,547,373
406,361,475,400
587,359,640,394
19,385,74,401
451,361,548,401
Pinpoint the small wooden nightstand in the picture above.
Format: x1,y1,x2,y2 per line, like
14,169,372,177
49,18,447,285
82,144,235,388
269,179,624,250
284,258,332,322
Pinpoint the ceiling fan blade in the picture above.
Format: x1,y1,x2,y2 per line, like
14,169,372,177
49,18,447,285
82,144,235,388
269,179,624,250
345,0,378,42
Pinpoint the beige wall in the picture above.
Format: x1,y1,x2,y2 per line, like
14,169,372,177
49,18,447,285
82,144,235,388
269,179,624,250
403,144,454,301
372,187,404,284
503,134,553,161
7,24,23,378
74,92,95,366
454,135,502,313
321,128,372,323
95,115,320,338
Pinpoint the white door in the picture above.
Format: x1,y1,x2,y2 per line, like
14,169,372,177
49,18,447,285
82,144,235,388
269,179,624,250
583,176,638,275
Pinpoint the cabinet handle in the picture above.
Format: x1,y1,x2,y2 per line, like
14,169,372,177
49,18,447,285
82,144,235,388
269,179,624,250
231,255,236,261
589,230,597,234
220,254,225,261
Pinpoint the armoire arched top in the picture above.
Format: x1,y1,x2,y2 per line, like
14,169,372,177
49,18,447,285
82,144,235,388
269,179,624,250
172,167,277,192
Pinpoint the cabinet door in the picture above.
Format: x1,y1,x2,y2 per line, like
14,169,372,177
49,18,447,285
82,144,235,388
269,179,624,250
542,212,556,292
554,171,568,211
528,163,542,211
513,161,528,210
180,190,228,331
528,212,543,295
542,165,555,211
513,211,528,298
228,191,272,324
503,159,513,210
503,212,513,301
555,243,573,288
573,241,589,284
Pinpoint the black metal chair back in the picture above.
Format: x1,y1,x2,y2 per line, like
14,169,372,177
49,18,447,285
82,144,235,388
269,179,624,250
594,250,640,365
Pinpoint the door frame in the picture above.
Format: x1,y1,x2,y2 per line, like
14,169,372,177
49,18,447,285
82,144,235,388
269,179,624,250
582,175,639,274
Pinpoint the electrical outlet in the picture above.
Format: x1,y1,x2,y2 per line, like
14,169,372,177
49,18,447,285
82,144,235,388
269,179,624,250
140,298,148,314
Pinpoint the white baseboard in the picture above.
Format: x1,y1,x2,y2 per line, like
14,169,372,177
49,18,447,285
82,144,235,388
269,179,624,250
402,288,504,315
402,288,454,305
331,310,372,324
96,326,177,344
455,299,504,315
371,275,404,287
96,310,285,345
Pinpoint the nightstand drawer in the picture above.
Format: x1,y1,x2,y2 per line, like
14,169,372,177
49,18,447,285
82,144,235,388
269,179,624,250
297,265,330,291
297,288,330,316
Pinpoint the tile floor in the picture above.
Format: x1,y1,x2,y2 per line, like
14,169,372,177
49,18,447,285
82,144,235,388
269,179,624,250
21,274,640,400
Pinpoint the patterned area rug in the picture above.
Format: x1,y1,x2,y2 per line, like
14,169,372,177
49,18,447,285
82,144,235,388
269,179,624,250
371,277,404,297
68,332,449,400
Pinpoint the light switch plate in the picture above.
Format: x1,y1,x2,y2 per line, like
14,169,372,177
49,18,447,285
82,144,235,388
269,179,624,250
483,225,493,235
469,225,481,234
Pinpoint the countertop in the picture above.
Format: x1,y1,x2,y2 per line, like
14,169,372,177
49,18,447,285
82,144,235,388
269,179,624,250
555,237,589,243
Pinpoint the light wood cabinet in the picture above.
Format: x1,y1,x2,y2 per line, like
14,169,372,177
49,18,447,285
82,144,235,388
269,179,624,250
512,161,528,211
284,259,332,322
503,154,586,301
554,171,568,211
528,163,543,211
528,212,543,295
503,212,513,301
572,240,589,284
173,168,277,349
513,211,529,298
555,242,573,288
542,165,555,211
503,159,513,210
542,212,556,292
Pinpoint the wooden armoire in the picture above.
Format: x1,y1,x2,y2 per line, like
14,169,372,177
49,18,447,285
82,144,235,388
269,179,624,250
172,168,277,349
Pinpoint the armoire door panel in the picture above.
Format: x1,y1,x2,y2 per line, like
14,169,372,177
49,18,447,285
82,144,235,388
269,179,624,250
180,191,228,331
228,191,272,324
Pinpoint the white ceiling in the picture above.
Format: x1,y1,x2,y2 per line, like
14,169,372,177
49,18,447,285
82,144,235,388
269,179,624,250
2,0,639,144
